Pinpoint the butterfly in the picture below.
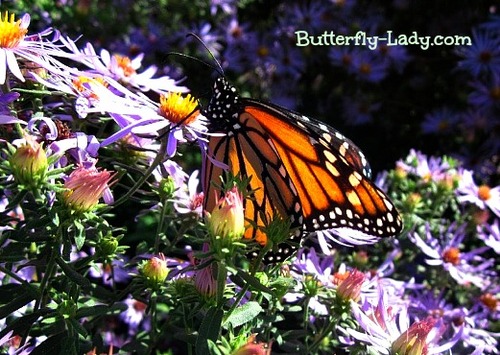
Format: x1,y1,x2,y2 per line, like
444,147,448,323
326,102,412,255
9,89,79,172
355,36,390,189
202,76,403,262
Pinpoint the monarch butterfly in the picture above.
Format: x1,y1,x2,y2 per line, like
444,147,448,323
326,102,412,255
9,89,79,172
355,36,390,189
202,76,403,262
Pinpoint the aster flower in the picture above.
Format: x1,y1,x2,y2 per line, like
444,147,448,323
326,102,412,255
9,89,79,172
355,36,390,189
421,107,461,135
9,135,48,189
344,288,461,354
61,164,115,213
0,11,81,85
409,223,495,289
456,29,500,77
351,50,388,83
468,74,500,111
284,248,335,316
174,170,204,217
120,295,150,334
27,115,100,168
478,219,500,254
139,253,169,287
89,256,130,286
456,169,500,217
336,269,366,302
102,91,208,157
210,0,236,16
375,44,410,74
281,1,330,33
0,91,25,125
342,94,381,125
60,40,188,94
396,149,459,185
206,186,245,242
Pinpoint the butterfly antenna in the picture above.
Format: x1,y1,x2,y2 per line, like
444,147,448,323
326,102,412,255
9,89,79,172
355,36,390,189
185,32,224,76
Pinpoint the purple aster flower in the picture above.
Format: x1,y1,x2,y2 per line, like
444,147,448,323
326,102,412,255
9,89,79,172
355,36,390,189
284,248,335,315
351,50,388,83
27,115,100,168
120,295,150,334
0,12,81,85
60,40,188,95
343,287,462,354
396,149,459,185
468,74,500,111
452,307,500,353
267,43,305,80
89,255,131,286
210,0,236,16
0,91,26,125
174,170,204,217
409,223,495,289
374,44,410,74
456,169,500,217
342,94,381,125
329,47,358,73
478,219,500,254
456,29,500,77
184,23,223,58
421,107,461,135
407,289,470,347
280,1,330,33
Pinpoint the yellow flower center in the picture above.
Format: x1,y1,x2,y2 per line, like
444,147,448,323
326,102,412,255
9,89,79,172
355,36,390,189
442,247,460,265
113,54,136,77
158,92,198,125
0,12,28,49
477,185,491,201
480,293,498,311
359,62,372,75
490,86,500,101
72,76,108,99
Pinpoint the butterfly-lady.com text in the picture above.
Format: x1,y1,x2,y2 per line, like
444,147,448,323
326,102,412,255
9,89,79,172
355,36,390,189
295,30,472,50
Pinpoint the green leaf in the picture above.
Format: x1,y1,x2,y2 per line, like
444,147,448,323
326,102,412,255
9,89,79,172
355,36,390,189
236,270,274,295
73,219,86,250
76,303,127,319
30,331,76,355
195,307,223,355
0,288,37,319
0,308,56,339
223,301,262,328
55,256,91,289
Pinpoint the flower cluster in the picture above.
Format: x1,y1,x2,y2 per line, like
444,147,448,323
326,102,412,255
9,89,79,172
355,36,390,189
0,2,499,355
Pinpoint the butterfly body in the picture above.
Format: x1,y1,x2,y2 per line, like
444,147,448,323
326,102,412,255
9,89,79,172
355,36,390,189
203,77,403,262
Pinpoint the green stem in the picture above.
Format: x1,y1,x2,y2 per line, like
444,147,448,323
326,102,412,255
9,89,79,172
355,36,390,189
110,137,168,208
308,314,339,353
154,198,170,253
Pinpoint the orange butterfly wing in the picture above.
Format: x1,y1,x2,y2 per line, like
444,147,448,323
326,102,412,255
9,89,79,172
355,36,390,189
203,77,403,262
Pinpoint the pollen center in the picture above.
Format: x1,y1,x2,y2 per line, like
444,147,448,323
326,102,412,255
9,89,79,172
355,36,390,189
442,247,460,265
477,185,491,201
113,54,136,77
159,92,198,125
0,12,28,48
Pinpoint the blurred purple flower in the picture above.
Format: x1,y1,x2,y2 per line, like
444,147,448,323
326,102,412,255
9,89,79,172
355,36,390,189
468,74,500,111
477,219,500,254
456,29,500,77
342,94,381,125
421,107,461,135
0,91,25,125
